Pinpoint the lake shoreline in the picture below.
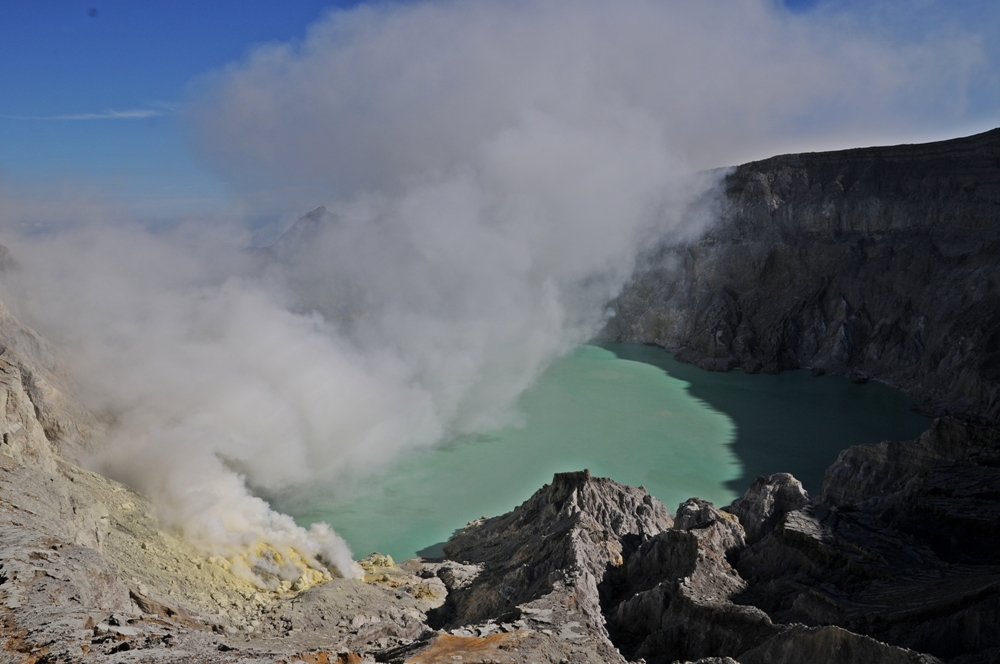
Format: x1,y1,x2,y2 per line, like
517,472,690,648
282,342,927,561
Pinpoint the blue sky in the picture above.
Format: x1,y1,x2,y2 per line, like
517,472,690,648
2,0,998,228
0,1,357,219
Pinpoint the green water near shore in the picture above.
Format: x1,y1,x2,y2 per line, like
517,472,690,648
280,344,929,561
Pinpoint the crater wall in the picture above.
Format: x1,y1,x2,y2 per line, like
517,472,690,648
603,128,1000,419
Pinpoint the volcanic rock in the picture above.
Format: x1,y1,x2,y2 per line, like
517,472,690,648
428,469,673,663
723,473,810,546
602,128,1000,420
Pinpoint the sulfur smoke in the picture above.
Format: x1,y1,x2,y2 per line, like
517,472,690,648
0,0,992,583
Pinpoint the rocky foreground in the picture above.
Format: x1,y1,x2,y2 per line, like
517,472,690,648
4,374,1000,663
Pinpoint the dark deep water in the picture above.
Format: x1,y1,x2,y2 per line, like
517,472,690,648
602,343,931,495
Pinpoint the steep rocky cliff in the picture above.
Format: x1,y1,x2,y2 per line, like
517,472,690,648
603,128,1000,420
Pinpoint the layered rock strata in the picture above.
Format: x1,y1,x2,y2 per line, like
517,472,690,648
602,128,1000,420
733,418,1000,663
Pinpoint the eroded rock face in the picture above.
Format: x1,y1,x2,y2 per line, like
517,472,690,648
738,625,943,664
602,128,1000,420
723,473,810,546
430,469,673,663
732,418,1000,662
0,353,57,473
0,283,101,474
0,294,104,465
603,499,776,664
821,416,1000,564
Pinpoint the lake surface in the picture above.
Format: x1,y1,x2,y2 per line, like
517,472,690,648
278,344,929,561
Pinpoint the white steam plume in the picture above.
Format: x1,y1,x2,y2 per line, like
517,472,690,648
189,0,992,207
1,0,993,583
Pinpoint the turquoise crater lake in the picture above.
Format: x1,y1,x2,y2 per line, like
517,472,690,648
277,344,929,561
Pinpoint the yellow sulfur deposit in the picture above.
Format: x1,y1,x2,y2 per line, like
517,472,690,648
217,540,334,593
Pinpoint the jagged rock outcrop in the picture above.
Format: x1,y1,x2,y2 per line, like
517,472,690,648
439,469,671,620
419,469,674,663
821,416,1000,564
0,294,103,469
603,499,776,663
722,473,810,546
373,461,970,664
732,418,1000,662
603,128,1000,420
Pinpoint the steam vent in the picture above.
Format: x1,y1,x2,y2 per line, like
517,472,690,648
0,128,997,662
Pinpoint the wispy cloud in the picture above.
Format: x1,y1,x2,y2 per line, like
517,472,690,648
1,108,166,121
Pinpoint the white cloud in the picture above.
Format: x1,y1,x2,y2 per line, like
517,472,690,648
1,108,166,121
188,0,997,208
